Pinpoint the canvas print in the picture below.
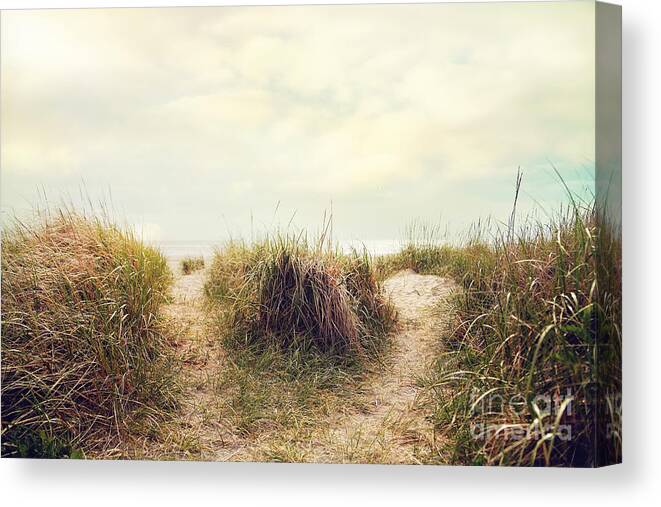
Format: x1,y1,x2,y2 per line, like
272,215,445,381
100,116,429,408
0,1,621,467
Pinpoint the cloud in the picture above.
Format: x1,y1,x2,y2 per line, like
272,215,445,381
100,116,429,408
132,222,163,242
1,2,596,240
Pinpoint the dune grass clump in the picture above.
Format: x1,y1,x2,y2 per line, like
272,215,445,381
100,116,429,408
206,236,396,358
204,235,396,457
1,211,177,458
181,256,205,275
415,204,621,467
374,219,496,282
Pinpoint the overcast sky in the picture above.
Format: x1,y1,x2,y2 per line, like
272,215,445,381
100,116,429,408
1,2,595,242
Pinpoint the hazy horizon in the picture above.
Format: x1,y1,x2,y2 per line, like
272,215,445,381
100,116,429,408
1,2,596,242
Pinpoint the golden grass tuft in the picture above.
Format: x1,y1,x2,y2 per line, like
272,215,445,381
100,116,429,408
206,236,396,357
181,256,205,275
1,211,177,458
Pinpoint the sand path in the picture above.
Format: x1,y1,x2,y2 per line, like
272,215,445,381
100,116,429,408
139,266,455,462
145,264,246,460
309,269,456,463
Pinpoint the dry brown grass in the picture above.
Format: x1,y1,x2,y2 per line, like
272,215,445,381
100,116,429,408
206,237,396,357
181,256,205,275
1,211,178,458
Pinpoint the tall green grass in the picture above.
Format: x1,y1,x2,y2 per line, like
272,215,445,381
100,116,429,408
392,202,621,466
1,210,178,458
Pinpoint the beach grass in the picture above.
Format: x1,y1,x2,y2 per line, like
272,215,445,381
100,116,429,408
1,209,179,458
0,185,621,466
381,199,621,466
205,234,396,358
202,232,397,460
181,256,205,275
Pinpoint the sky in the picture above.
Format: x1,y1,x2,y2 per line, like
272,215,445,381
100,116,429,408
1,2,596,243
